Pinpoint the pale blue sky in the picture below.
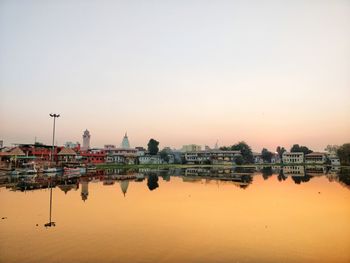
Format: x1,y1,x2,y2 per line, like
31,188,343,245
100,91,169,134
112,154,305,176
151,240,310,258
1,0,349,151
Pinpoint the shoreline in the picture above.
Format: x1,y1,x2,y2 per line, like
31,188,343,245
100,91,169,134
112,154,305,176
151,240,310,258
96,163,350,169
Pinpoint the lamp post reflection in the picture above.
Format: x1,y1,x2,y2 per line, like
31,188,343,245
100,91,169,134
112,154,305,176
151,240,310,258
45,180,56,227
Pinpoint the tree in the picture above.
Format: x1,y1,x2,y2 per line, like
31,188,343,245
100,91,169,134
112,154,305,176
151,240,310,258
290,144,313,155
276,146,286,159
337,143,350,165
261,148,273,163
231,141,254,164
233,155,244,165
159,149,169,163
147,139,159,155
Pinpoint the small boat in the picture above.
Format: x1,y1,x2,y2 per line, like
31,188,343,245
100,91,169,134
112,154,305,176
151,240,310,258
23,163,37,174
64,167,80,174
63,168,80,178
43,167,58,173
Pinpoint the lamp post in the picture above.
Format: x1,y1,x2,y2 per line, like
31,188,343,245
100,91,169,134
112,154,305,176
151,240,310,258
49,113,60,162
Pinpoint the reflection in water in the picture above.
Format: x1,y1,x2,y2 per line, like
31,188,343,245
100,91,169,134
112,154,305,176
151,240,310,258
44,181,55,227
120,180,129,196
81,180,89,201
147,174,159,191
1,166,350,194
0,166,349,263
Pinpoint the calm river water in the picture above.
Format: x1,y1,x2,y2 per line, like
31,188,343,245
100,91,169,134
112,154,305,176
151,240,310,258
1,166,350,263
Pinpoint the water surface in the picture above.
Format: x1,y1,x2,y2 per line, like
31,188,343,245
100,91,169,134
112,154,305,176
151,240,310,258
1,167,349,263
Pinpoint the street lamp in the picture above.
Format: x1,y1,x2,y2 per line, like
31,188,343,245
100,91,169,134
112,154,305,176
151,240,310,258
49,113,60,162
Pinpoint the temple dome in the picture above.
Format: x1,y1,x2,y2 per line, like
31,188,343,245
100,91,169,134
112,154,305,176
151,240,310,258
121,132,130,149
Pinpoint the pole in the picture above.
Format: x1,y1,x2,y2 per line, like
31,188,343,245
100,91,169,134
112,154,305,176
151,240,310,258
49,113,60,163
52,117,55,162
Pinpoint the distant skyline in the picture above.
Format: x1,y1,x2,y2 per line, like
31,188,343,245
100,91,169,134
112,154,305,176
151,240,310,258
1,0,349,152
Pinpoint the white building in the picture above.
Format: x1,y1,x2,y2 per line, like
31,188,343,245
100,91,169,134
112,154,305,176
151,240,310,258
65,141,79,148
253,153,263,164
282,152,304,164
305,152,327,164
138,155,162,164
82,130,91,151
329,157,340,166
184,150,241,164
121,133,130,149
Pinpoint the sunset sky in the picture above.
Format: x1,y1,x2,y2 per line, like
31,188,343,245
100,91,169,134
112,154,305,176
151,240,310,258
0,0,349,152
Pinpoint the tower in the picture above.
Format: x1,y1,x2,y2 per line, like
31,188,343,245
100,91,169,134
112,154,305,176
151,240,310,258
82,129,91,151
121,132,130,149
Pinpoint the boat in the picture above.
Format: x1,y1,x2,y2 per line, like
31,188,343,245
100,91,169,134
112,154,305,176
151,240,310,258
23,163,37,174
64,167,80,174
43,167,63,173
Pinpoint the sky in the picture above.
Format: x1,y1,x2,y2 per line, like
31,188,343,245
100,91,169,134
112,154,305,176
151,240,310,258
0,0,349,152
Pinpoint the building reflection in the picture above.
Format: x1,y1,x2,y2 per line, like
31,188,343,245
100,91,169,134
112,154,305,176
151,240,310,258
0,166,349,200
81,180,89,201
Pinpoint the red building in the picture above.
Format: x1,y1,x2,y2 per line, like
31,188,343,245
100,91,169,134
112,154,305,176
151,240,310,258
79,149,106,164
17,143,60,162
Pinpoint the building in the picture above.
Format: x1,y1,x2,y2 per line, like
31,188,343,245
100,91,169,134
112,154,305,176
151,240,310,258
184,150,241,164
181,144,202,152
329,157,340,166
104,144,116,150
282,152,304,164
57,147,77,163
82,130,91,151
121,133,130,149
65,141,80,149
106,153,136,165
105,147,137,165
138,155,162,164
305,152,327,164
16,143,59,162
0,140,3,148
271,153,281,164
80,149,106,164
253,153,263,164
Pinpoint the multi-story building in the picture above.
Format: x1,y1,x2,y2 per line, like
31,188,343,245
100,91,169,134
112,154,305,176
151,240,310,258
181,144,202,152
80,149,106,164
282,152,304,164
138,155,162,164
184,150,241,164
305,152,327,164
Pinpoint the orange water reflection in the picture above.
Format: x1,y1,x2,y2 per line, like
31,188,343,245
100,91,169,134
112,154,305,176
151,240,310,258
0,169,350,263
